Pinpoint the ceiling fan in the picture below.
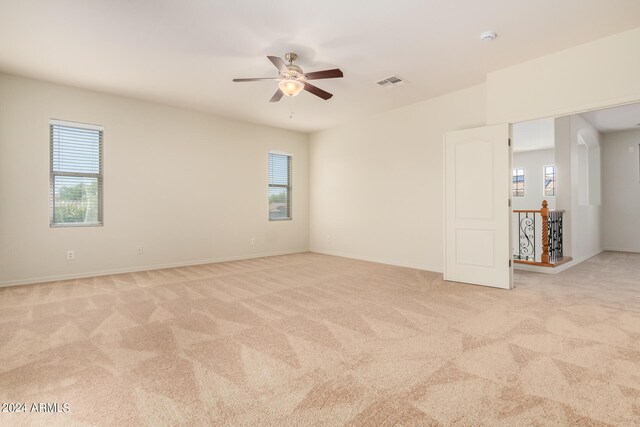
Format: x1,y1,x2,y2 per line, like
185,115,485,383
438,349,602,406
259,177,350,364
232,52,343,102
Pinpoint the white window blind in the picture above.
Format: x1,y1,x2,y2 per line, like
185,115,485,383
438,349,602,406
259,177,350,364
50,121,103,226
268,152,291,220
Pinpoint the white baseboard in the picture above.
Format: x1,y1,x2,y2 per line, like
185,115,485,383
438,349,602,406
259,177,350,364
603,247,640,253
0,249,309,288
514,248,604,274
310,248,441,273
513,264,557,274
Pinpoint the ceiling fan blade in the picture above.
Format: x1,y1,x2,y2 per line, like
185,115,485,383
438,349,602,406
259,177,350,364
304,68,344,80
232,77,277,82
269,89,284,103
267,56,288,75
303,82,333,100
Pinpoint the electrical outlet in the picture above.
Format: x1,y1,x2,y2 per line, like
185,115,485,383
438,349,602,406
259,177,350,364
67,250,74,260
251,238,256,245
137,246,143,255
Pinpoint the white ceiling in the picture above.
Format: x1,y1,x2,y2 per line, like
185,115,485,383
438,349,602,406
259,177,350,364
1,1,640,133
581,102,640,133
512,118,555,153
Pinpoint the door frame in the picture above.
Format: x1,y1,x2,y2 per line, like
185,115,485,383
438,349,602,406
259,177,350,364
443,98,640,289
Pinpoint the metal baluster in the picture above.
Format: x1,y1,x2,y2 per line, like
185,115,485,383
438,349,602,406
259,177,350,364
518,212,521,260
558,213,563,258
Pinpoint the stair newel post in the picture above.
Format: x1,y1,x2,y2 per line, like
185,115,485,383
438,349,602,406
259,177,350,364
541,200,549,264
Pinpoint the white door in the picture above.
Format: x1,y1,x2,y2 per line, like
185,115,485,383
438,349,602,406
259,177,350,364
444,124,512,289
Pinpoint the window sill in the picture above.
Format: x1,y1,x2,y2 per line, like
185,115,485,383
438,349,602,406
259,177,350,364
50,223,104,228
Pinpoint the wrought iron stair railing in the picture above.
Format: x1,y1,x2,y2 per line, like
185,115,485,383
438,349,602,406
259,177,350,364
513,200,566,267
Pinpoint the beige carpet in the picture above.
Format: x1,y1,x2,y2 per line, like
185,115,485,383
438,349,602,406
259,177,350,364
1,251,639,426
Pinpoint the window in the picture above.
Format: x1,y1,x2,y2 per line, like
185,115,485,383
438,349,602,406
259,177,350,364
512,168,525,197
50,120,103,226
543,165,556,196
268,152,291,220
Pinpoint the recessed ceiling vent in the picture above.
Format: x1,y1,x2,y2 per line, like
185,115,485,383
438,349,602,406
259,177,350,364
376,75,406,88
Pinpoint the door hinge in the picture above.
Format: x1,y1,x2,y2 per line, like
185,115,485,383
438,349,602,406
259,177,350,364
509,259,512,267
508,199,511,207
508,138,511,146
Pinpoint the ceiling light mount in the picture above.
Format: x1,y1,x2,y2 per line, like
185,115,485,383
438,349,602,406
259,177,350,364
480,31,498,41
284,52,298,64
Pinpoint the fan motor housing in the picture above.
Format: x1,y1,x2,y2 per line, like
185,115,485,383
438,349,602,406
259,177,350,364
285,64,304,78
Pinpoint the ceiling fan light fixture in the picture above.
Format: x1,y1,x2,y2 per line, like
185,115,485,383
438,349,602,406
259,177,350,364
278,79,304,97
233,54,341,101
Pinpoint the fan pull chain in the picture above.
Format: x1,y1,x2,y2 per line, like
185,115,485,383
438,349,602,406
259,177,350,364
285,96,295,119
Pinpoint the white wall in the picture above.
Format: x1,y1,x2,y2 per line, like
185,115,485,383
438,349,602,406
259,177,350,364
512,149,556,211
308,27,640,274
554,115,603,261
0,73,309,286
5,26,640,284
487,27,640,125
554,117,573,256
571,115,603,260
309,84,486,272
602,128,640,252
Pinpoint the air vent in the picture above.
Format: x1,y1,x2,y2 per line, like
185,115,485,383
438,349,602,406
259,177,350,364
376,75,406,88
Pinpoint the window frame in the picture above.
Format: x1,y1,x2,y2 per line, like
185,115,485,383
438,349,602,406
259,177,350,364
543,164,556,197
50,119,104,227
512,168,525,197
268,151,292,221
